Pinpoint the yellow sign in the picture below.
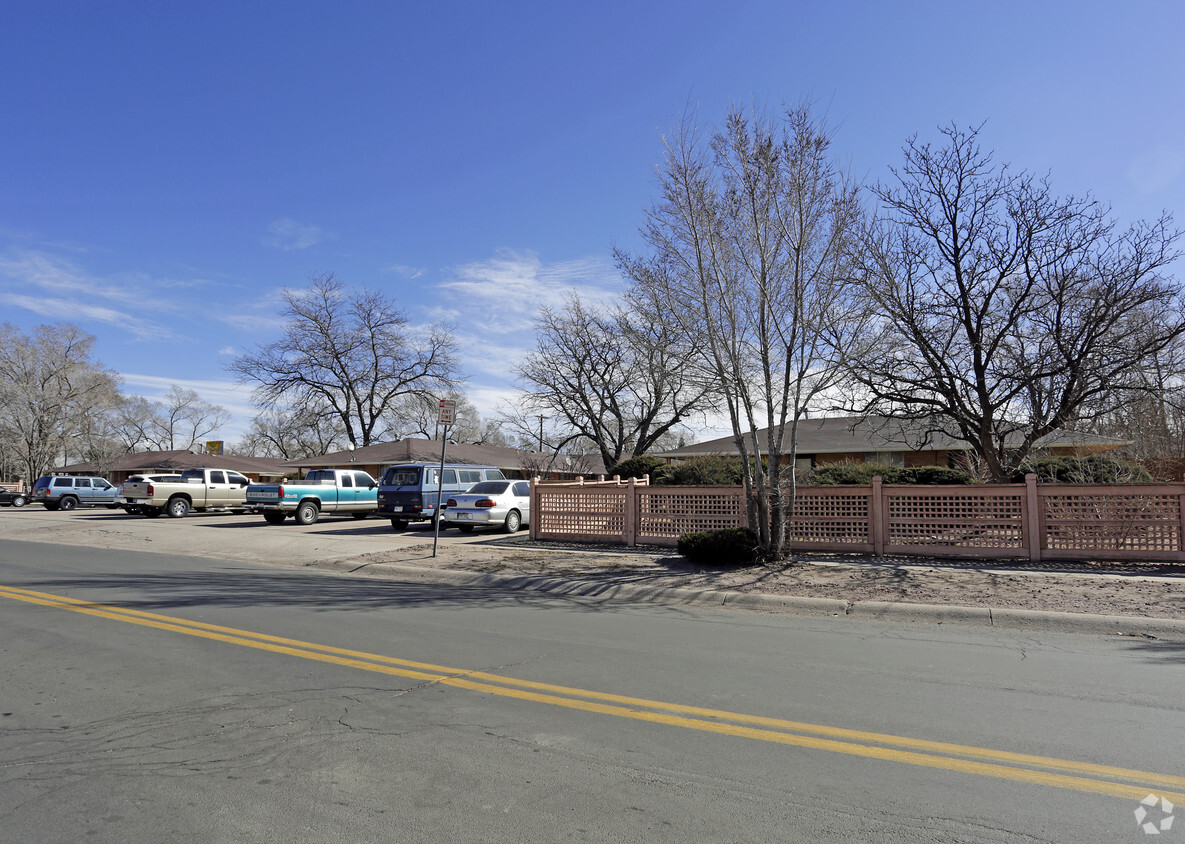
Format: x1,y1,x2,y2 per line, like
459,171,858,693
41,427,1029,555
206,441,223,455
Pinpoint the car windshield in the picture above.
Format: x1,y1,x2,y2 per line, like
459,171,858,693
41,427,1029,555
382,468,422,486
32,477,50,491
465,481,510,495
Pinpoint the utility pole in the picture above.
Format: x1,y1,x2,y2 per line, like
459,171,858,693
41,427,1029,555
537,415,547,452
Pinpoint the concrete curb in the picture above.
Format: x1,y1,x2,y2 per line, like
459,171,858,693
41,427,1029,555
340,561,1185,638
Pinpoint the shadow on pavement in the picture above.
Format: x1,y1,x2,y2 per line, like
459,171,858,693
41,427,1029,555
12,569,698,616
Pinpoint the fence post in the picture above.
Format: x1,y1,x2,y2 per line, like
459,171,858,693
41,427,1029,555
1178,487,1185,562
1024,473,1042,562
529,476,539,541
624,477,637,546
870,476,885,557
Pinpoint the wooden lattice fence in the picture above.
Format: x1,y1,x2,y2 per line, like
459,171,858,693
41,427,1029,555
529,475,1185,562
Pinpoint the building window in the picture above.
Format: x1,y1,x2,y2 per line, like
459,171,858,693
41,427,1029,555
865,451,905,467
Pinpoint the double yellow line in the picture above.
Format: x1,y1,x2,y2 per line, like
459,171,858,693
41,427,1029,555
3,583,1182,804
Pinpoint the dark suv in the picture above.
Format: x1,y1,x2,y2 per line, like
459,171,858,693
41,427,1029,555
30,475,119,511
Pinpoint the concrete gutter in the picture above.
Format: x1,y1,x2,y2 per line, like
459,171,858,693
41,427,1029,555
341,561,1185,639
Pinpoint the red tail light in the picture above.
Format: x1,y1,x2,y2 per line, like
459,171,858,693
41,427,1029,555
474,498,496,508
146,484,154,496
278,485,285,499
446,498,457,507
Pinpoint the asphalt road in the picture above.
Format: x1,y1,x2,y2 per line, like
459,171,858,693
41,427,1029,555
1,529,1183,842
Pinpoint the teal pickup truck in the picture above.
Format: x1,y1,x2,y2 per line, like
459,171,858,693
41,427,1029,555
246,469,378,525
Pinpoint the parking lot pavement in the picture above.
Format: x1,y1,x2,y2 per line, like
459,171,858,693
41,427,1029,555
0,507,512,567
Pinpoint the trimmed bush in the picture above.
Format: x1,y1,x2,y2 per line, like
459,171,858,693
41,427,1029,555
677,526,759,566
607,455,666,481
806,462,905,485
904,466,976,485
804,462,975,485
663,454,752,486
1014,455,1153,484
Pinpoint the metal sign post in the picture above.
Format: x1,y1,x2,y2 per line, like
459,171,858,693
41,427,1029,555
432,399,457,558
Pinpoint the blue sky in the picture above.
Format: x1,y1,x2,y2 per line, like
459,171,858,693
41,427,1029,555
3,1,1183,444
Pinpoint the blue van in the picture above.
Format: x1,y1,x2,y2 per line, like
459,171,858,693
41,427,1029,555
377,463,506,530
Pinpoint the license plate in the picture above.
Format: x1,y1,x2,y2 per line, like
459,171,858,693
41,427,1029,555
455,513,470,520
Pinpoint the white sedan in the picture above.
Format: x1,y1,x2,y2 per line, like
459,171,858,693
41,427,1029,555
443,480,531,533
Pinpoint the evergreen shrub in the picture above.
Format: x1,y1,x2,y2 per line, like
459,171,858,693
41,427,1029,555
676,526,759,566
1014,455,1153,484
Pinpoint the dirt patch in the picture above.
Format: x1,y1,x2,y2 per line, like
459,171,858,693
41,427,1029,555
347,536,1185,621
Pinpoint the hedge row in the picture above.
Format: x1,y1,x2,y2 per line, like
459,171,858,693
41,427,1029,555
610,454,1151,486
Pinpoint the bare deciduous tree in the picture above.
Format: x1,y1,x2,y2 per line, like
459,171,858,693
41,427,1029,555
848,124,1185,481
383,391,508,446
515,293,713,471
228,273,461,447
110,386,230,452
0,322,121,484
621,104,866,558
232,404,345,459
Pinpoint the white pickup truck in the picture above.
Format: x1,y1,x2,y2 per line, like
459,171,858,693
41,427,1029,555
121,468,252,518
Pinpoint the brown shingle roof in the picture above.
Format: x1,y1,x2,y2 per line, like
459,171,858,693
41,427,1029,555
655,415,1130,459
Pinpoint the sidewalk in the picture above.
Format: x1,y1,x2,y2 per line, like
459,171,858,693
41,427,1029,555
332,535,1185,638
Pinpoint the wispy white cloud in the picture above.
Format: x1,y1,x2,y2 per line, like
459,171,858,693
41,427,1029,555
118,373,259,435
436,249,622,335
0,250,177,339
262,217,333,250
218,346,236,356
382,263,426,279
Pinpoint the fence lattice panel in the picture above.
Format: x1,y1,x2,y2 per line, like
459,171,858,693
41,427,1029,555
636,488,746,542
1042,491,1181,552
789,491,871,544
886,492,1024,549
535,488,626,541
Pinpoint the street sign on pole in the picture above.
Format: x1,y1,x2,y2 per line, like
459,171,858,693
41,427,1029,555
432,399,457,559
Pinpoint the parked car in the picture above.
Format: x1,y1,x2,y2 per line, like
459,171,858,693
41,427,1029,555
0,488,28,507
377,463,506,530
117,474,183,514
29,475,119,510
442,480,531,533
246,469,378,525
121,468,251,518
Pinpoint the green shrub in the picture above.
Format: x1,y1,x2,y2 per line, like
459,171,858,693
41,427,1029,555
904,466,976,485
1014,455,1153,484
663,455,751,486
805,462,905,485
676,526,759,566
607,455,666,481
804,462,975,485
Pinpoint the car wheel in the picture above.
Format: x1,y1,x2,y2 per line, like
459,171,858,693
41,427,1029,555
263,511,287,525
503,509,521,533
458,524,475,533
58,496,78,512
351,511,369,520
390,518,408,531
11,495,26,508
167,497,190,518
295,501,319,525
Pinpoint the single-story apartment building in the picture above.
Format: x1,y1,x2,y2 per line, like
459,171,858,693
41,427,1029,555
281,438,606,481
654,415,1130,472
56,450,290,484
